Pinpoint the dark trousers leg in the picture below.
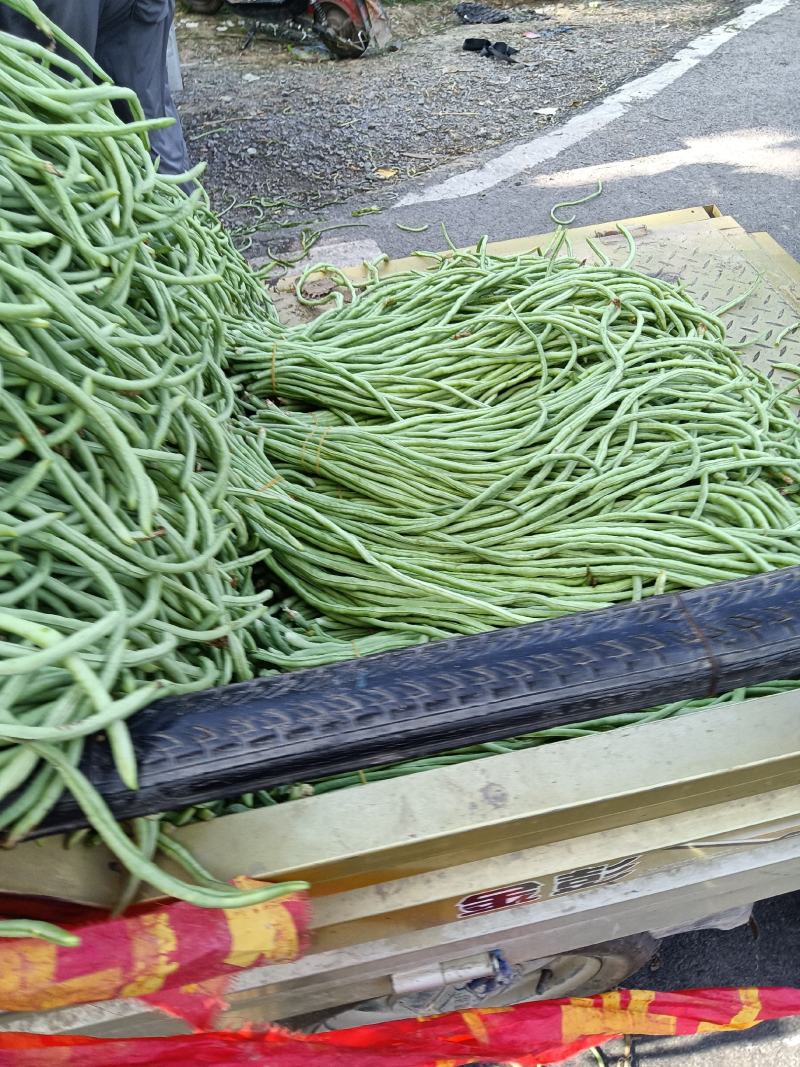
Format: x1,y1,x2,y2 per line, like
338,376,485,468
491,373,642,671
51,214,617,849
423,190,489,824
96,0,191,177
0,0,191,181
0,1,103,67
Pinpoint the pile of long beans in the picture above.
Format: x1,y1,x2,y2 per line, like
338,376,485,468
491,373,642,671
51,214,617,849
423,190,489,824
0,0,304,937
4,0,800,943
205,231,800,813
228,229,800,654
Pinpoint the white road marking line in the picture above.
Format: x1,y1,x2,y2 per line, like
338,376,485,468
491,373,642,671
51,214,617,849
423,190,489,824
397,0,792,206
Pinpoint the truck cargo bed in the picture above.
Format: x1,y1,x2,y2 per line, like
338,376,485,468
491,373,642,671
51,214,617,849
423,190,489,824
3,206,800,1036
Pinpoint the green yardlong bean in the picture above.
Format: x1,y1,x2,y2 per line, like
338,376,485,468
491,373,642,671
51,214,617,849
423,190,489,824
226,238,800,646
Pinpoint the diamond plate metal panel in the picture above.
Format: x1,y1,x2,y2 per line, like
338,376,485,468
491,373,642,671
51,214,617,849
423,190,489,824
590,222,800,387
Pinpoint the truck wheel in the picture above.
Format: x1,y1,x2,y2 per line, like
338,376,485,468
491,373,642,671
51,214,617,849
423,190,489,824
287,934,660,1032
182,0,224,13
480,934,660,1004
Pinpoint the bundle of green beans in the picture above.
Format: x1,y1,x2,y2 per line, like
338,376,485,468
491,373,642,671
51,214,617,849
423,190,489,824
228,229,800,653
0,0,305,936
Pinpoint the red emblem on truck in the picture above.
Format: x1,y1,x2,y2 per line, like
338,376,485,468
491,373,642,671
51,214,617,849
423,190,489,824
457,880,542,917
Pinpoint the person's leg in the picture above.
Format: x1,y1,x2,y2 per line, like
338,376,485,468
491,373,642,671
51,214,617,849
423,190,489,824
96,0,192,178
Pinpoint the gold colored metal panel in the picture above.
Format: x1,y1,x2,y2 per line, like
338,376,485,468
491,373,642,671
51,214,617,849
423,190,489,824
2,690,799,920
309,784,800,950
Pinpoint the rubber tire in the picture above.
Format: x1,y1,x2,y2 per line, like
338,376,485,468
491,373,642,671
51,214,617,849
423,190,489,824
519,933,661,1000
182,0,224,13
284,934,660,1032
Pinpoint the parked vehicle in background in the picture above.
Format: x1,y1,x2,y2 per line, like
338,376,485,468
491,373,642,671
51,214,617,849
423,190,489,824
181,0,380,57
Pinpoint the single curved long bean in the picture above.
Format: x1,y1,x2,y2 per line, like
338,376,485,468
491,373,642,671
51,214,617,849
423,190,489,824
0,919,80,946
549,180,604,225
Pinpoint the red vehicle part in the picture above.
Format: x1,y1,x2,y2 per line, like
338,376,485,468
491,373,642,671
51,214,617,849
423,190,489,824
313,0,371,56
181,0,371,56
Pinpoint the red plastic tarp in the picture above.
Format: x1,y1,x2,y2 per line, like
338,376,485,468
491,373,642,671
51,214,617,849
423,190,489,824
0,877,309,1021
2,986,799,1066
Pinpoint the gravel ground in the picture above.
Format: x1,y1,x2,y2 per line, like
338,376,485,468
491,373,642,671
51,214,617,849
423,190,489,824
175,0,745,252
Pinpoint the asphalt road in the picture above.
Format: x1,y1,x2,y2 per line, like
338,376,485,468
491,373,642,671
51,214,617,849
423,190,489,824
315,0,800,262
304,0,800,1060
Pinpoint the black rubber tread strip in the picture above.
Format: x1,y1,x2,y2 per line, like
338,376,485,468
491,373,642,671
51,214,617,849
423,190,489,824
22,565,800,836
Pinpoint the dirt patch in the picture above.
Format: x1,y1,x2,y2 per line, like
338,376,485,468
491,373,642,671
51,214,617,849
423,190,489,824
175,0,744,248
